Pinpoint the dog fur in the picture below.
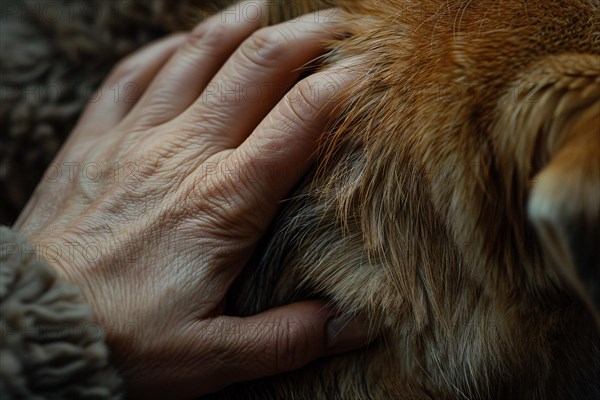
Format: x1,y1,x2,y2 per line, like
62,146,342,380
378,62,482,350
209,1,600,398
2,0,597,398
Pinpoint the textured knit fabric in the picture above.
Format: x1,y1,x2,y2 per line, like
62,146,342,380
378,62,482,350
0,0,232,225
0,226,122,399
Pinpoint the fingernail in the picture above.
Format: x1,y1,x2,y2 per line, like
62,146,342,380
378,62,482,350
326,314,370,352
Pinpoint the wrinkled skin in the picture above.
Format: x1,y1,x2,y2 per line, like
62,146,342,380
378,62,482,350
13,3,370,399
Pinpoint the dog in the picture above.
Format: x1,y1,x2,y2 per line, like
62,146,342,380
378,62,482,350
202,1,600,399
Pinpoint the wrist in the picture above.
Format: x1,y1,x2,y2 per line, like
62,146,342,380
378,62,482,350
14,227,94,288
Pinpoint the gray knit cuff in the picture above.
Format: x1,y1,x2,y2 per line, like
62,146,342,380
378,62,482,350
0,226,123,399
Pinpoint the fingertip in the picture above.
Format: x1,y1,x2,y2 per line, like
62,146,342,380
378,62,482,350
260,301,372,355
225,301,372,381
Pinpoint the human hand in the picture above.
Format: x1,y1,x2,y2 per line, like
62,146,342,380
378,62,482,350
13,2,370,399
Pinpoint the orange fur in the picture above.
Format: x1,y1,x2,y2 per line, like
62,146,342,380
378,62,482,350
209,1,600,398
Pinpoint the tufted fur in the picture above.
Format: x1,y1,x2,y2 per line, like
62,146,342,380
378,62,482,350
212,1,600,399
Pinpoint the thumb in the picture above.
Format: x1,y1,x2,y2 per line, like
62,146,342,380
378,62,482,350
217,300,373,383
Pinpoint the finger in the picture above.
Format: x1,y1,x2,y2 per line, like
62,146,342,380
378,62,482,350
74,34,186,138
211,301,372,384
46,34,185,185
123,301,371,399
218,66,357,230
176,9,342,148
126,0,267,127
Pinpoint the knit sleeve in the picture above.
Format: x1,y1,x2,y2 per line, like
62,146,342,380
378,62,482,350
0,226,123,399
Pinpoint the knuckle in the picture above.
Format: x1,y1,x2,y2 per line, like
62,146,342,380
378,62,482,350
283,79,322,121
202,321,242,366
199,166,240,203
185,20,228,51
176,158,266,237
275,317,309,371
182,172,244,225
241,27,290,67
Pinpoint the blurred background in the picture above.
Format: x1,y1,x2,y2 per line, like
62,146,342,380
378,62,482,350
0,0,233,225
